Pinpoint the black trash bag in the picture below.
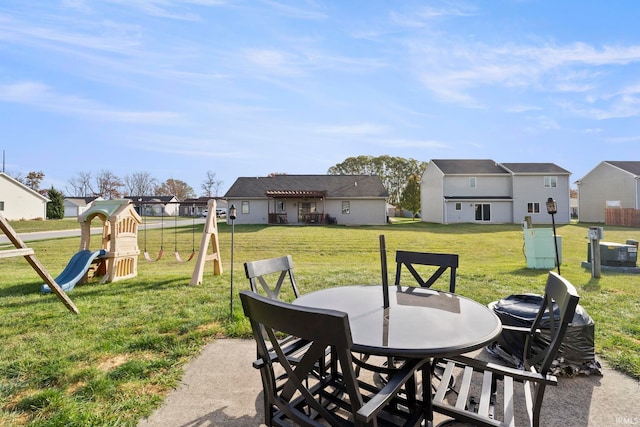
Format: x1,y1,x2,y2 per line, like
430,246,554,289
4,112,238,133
487,294,602,376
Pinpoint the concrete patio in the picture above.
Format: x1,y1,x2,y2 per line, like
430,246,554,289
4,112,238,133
138,338,639,427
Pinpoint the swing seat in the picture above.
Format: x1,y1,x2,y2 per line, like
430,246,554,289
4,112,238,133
174,251,196,263
144,249,164,262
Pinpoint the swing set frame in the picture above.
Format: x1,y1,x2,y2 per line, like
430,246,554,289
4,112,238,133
137,198,222,283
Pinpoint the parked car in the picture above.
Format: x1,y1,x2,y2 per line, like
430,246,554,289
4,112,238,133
216,208,226,218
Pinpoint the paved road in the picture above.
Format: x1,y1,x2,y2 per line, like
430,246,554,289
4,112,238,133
0,219,207,244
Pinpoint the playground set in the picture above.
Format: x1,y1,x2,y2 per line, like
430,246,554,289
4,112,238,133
1,199,223,314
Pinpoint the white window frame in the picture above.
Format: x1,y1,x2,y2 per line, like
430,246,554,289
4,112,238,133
455,202,462,211
342,201,350,214
241,201,250,214
527,202,540,214
469,177,477,189
544,176,557,188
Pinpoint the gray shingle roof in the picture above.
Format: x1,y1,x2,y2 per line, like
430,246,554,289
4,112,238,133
500,163,570,174
431,159,570,175
605,161,640,176
431,159,509,175
224,175,388,198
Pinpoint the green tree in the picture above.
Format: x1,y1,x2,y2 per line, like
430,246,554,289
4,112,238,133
400,174,421,219
328,155,427,205
46,187,65,219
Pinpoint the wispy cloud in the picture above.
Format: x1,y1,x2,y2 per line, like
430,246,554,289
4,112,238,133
505,105,543,113
127,132,245,157
391,4,476,28
410,39,640,110
259,0,327,20
315,123,388,135
0,12,142,54
0,81,180,123
371,138,450,149
104,0,226,21
605,135,640,144
561,84,640,119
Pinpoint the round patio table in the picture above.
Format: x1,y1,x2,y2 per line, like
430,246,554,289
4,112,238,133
294,285,502,426
294,285,502,359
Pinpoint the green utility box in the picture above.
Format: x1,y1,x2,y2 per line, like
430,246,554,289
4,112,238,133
523,228,562,269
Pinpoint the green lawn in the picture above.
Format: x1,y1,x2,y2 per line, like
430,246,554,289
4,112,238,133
1,219,639,426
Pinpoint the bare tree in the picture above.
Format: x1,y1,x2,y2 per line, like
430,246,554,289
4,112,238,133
201,170,223,197
123,171,158,197
66,171,94,197
94,170,123,199
156,178,195,201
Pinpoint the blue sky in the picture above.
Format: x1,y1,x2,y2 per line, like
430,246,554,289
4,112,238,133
1,0,639,196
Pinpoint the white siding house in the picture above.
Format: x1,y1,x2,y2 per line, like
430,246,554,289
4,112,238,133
63,197,103,218
421,160,571,224
224,175,389,225
0,172,50,220
576,161,640,223
124,196,180,217
502,163,571,225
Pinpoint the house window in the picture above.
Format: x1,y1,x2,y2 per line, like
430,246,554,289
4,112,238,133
0,201,4,211
455,202,461,211
241,201,250,214
544,176,557,188
474,203,491,221
277,201,286,212
527,202,540,214
342,201,350,214
469,177,477,189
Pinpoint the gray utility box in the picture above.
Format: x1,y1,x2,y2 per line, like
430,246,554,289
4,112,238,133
587,241,638,267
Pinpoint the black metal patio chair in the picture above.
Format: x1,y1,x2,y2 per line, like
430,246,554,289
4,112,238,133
394,250,459,293
432,271,580,426
244,255,300,300
240,290,430,426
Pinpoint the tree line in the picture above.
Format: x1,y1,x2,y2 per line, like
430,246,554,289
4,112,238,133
13,155,425,219
12,170,224,201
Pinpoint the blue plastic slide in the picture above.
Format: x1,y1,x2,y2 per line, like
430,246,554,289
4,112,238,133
41,249,107,293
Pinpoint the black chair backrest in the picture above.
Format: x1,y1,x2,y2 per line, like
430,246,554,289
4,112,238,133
394,250,459,293
244,255,300,300
525,271,580,374
239,290,364,426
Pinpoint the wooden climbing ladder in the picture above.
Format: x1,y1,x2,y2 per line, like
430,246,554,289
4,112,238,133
0,214,79,314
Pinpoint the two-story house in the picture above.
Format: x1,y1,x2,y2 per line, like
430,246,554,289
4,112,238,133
420,159,571,224
576,161,640,223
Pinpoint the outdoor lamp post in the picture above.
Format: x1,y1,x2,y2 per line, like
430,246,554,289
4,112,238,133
546,197,561,275
229,204,237,321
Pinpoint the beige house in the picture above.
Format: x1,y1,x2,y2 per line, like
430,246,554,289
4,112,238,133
576,161,640,223
224,175,389,225
0,172,49,220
